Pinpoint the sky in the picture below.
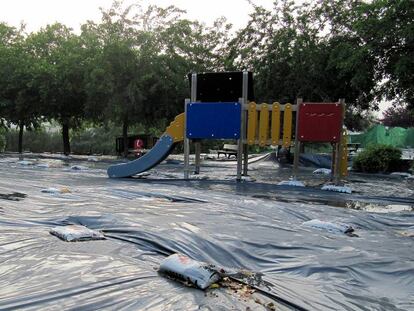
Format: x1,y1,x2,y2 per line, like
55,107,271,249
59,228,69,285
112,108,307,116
0,0,275,32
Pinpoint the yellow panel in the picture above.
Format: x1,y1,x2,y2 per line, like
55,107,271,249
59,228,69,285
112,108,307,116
165,113,185,142
247,102,257,145
340,129,348,178
259,103,269,146
282,103,292,147
271,102,280,145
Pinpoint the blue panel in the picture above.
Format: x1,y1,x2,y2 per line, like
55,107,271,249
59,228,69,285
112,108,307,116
186,102,241,139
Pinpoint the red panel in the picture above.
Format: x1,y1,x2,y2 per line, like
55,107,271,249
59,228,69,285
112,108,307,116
297,103,343,142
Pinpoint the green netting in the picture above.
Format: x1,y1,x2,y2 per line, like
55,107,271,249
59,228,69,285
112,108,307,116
349,125,414,148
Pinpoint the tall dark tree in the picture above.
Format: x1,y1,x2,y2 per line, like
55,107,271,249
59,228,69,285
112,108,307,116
26,23,86,155
82,2,157,157
83,1,232,157
314,0,414,107
0,23,42,153
226,0,377,114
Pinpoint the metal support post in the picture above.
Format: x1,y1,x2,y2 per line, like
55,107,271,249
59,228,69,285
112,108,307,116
292,98,302,179
184,98,190,179
333,142,341,184
243,142,248,176
184,73,198,179
334,98,346,185
194,141,201,174
242,71,249,177
237,98,244,181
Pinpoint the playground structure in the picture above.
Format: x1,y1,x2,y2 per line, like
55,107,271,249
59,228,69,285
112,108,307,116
107,71,348,183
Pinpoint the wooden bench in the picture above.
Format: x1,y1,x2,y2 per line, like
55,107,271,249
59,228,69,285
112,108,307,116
217,144,238,159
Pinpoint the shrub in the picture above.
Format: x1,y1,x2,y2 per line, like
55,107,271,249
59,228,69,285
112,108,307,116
352,144,402,173
5,128,62,153
71,126,120,155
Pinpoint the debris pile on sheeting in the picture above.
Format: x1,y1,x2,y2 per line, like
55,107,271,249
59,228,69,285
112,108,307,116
302,219,356,236
398,229,414,237
159,253,220,289
50,225,105,242
278,179,305,187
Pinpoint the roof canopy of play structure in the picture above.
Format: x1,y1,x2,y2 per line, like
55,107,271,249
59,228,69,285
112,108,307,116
349,124,414,148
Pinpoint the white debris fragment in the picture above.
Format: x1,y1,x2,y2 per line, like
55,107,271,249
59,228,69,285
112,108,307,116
87,156,99,162
397,230,414,237
278,180,305,187
36,163,49,168
41,187,71,194
321,184,352,193
241,176,256,182
50,225,105,242
313,168,331,175
303,219,355,235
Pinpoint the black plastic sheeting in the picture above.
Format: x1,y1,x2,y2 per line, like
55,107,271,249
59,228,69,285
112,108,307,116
300,154,334,169
299,153,354,169
0,154,413,310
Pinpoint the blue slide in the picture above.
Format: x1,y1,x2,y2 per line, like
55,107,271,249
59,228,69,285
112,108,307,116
107,135,176,178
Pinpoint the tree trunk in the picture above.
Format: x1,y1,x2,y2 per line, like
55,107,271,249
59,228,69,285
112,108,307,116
62,122,71,156
18,121,24,154
122,118,129,158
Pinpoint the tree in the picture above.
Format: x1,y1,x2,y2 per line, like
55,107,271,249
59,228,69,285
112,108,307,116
345,107,376,131
225,0,378,132
82,2,157,157
382,105,414,128
26,23,86,155
83,1,232,157
227,1,377,105
0,23,42,153
353,0,414,107
314,0,414,107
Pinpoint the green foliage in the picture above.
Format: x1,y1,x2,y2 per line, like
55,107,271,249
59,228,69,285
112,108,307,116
0,22,43,153
71,126,119,155
3,122,163,155
352,144,402,173
5,128,62,153
352,0,414,106
26,23,88,154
